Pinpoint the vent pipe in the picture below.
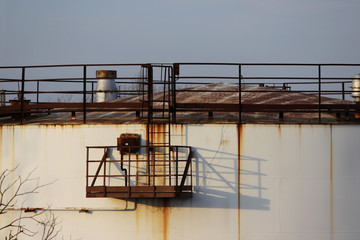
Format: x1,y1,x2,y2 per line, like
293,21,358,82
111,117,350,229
95,70,117,102
352,74,360,103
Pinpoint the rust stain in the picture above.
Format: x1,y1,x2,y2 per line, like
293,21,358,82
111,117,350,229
277,124,282,140
155,124,160,144
136,155,139,185
12,126,15,170
135,200,140,235
147,200,169,240
150,124,155,144
172,123,178,132
163,199,169,240
0,126,2,171
220,139,229,145
237,124,243,240
330,125,334,240
180,124,184,145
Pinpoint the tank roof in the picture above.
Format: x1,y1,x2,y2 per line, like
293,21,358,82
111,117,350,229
0,82,357,125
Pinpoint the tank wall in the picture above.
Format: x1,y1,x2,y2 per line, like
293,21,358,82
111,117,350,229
0,124,360,240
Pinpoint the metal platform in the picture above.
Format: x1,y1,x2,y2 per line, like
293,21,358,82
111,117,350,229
86,186,192,198
86,145,193,199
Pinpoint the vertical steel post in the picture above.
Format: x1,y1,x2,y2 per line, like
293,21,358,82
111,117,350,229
172,64,178,123
83,65,87,124
169,147,172,186
91,82,94,103
103,148,106,192
342,82,345,100
36,80,39,104
128,151,131,189
86,147,89,188
147,65,153,123
175,146,178,188
318,65,322,123
239,65,242,124
20,67,25,124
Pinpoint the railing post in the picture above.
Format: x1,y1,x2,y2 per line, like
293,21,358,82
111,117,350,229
172,63,179,123
91,82,94,103
342,82,345,100
318,65,322,123
36,80,40,104
175,146,178,188
86,147,89,188
83,65,87,124
103,147,106,197
20,67,25,124
239,64,242,124
147,65,153,123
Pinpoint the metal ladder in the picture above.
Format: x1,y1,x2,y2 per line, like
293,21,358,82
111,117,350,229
143,65,174,188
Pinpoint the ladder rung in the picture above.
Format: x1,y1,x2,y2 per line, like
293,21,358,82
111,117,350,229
149,165,170,168
152,109,170,112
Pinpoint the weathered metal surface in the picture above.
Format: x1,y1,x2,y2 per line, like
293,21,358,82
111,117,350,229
1,122,360,239
0,83,357,124
1,63,359,125
117,134,140,153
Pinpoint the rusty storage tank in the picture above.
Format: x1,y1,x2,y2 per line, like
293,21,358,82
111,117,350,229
95,70,117,102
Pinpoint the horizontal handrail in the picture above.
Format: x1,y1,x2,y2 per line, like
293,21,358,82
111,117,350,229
0,63,359,124
86,146,193,194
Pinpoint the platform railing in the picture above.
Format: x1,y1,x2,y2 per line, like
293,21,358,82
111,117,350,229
86,145,193,198
1,63,360,124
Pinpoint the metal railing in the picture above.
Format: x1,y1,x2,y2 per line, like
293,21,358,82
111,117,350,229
0,63,360,124
86,145,193,198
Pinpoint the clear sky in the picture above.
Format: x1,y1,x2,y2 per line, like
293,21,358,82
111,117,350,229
1,0,360,66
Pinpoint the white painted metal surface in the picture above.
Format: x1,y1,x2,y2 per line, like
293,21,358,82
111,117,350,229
0,124,360,240
352,74,360,102
96,70,117,102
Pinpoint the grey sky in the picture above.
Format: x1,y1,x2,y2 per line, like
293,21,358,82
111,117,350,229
1,0,360,66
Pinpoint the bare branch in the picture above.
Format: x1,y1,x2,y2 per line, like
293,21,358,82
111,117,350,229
0,166,62,239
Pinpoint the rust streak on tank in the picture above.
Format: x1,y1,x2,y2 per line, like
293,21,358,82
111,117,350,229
0,126,2,171
180,124,184,145
330,125,334,240
12,126,15,170
155,124,161,144
277,124,282,141
237,123,243,240
163,199,169,240
136,154,139,185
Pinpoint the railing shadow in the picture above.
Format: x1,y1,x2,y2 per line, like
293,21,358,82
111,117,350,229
184,148,270,210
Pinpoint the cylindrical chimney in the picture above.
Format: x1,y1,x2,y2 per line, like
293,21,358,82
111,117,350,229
351,74,360,102
95,70,117,102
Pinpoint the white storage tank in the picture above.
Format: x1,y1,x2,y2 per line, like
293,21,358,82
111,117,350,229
95,70,117,102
